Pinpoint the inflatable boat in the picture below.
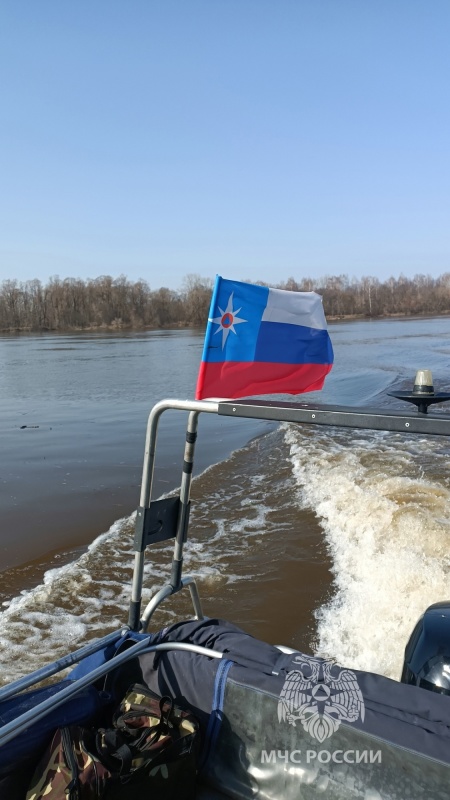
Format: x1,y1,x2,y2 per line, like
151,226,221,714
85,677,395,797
2,388,450,799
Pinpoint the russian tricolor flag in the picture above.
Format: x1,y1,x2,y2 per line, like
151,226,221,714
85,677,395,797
195,277,334,400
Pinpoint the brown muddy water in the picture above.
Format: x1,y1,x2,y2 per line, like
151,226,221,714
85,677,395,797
1,319,450,685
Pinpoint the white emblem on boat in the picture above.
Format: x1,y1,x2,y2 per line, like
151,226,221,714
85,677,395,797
278,655,365,744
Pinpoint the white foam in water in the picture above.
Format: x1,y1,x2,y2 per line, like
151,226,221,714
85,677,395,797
284,425,450,679
0,517,133,683
0,435,277,683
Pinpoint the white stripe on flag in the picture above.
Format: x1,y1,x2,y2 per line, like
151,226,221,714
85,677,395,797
261,289,327,329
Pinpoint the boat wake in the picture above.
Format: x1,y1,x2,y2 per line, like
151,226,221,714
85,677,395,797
284,423,450,679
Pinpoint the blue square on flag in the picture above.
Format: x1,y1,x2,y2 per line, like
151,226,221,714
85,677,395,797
196,277,334,400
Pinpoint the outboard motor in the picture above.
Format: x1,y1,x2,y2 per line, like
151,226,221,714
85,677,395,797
401,602,450,694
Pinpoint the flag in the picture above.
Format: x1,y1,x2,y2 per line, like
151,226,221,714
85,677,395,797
195,277,334,400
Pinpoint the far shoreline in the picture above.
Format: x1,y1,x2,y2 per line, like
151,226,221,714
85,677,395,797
1,309,450,336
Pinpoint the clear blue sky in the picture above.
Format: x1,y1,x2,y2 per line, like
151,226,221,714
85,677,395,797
1,1,449,290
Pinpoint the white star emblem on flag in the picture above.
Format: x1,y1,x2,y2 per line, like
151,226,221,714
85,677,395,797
211,292,247,349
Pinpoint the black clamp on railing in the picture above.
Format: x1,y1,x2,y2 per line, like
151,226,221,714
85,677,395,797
134,497,190,552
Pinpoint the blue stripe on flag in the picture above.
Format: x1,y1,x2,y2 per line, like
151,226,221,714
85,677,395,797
255,321,333,364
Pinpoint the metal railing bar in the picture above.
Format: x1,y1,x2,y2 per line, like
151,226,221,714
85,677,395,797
0,629,123,704
141,584,175,627
218,399,450,436
129,399,218,630
184,577,204,621
140,576,204,631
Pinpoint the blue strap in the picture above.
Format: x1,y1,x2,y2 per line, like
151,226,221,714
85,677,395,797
200,658,233,770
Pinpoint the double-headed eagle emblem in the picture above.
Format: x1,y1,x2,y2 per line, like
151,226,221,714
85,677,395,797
278,655,365,744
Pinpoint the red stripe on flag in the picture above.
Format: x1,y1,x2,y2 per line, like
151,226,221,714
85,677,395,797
195,361,333,400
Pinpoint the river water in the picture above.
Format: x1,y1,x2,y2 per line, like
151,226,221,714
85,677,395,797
0,317,450,686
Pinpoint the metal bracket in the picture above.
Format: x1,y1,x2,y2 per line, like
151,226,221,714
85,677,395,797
134,497,190,552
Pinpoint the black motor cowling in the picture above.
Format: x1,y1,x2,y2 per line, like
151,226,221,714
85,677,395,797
401,602,450,694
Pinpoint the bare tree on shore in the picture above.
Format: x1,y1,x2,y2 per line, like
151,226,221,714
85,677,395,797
1,272,449,332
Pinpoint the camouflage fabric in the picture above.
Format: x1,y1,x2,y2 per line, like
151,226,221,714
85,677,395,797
26,727,112,800
114,684,198,761
25,684,199,800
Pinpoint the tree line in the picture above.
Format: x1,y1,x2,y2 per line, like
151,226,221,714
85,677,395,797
1,272,450,332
